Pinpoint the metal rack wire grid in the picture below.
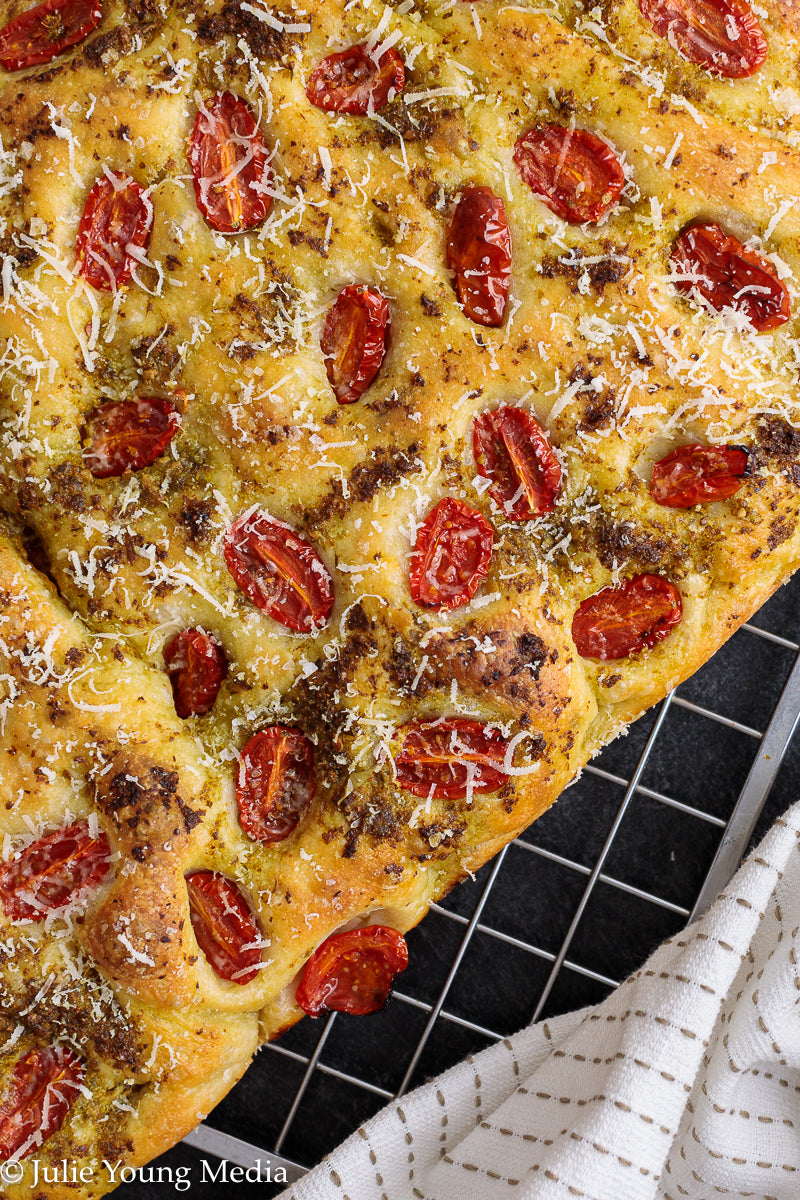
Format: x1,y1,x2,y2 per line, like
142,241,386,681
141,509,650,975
119,575,800,1199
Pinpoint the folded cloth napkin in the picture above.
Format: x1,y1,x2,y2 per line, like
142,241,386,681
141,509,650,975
277,800,800,1200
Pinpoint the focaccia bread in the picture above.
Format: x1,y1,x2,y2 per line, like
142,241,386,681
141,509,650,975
0,0,799,1191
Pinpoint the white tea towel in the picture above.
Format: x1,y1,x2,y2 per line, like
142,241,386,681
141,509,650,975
278,800,800,1200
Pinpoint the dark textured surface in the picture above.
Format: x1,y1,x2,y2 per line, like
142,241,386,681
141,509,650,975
117,575,800,1198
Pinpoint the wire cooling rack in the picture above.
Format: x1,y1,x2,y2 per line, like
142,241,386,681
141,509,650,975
119,575,800,1199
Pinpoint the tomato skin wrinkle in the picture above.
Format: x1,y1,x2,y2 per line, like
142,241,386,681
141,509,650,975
296,926,409,1017
237,727,316,844
447,185,512,327
321,284,390,404
0,822,111,921
224,510,334,633
639,0,766,77
164,628,227,718
306,43,405,115
409,497,493,610
0,0,101,71
76,174,152,291
395,718,510,800
514,125,625,224
82,397,179,478
473,406,562,520
670,222,790,332
0,1045,84,1161
572,574,683,660
650,443,750,507
186,871,262,985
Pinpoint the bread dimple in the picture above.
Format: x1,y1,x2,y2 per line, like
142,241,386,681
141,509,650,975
0,0,800,1190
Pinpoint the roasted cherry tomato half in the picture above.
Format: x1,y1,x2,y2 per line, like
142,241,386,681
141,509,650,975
237,727,316,844
394,718,510,800
224,510,334,633
76,174,152,291
164,628,227,718
639,0,766,77
650,443,749,507
82,396,180,479
446,185,512,327
321,284,390,404
0,0,101,72
670,222,790,332
186,871,262,985
0,1045,84,1161
296,925,408,1017
473,406,562,520
306,43,405,115
514,125,625,224
189,92,272,234
409,497,493,610
0,821,111,920
572,574,683,660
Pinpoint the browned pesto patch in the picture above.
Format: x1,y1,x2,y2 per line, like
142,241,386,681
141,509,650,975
302,443,423,531
195,0,301,61
578,389,617,432
756,415,800,486
131,328,182,388
287,613,378,784
767,516,797,551
177,497,215,545
95,762,206,845
0,946,146,1073
540,244,631,294
83,25,146,68
225,274,300,355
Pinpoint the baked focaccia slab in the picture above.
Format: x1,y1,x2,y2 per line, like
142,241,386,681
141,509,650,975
0,0,799,1190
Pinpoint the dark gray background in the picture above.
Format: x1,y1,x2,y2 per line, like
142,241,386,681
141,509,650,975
116,574,800,1198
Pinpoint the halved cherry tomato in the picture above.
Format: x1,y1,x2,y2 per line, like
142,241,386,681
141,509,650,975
321,284,390,404
189,92,272,234
395,718,510,800
306,44,405,115
0,1045,84,1161
82,397,180,478
639,0,766,77
514,126,625,224
76,174,152,291
164,628,227,718
237,727,316,843
473,406,562,520
446,185,512,327
409,497,493,610
0,821,111,920
186,871,262,985
296,925,408,1017
224,510,334,633
572,574,682,660
0,0,101,72
670,222,790,332
650,443,749,507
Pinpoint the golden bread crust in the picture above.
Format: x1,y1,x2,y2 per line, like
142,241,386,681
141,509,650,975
0,0,800,1189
